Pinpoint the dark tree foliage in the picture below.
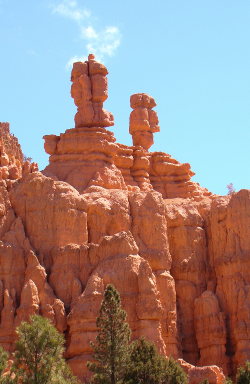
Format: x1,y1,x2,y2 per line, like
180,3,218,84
11,315,79,384
163,356,188,384
0,347,8,376
224,378,234,384
87,284,131,384
0,347,9,383
236,361,250,384
124,338,166,384
124,337,187,384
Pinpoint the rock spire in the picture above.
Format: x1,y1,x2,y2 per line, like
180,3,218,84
129,93,160,150
71,54,114,128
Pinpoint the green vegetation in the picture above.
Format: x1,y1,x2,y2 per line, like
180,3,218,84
236,361,250,384
88,284,187,384
0,347,8,377
224,378,233,384
12,315,78,384
0,347,8,383
162,356,188,384
87,284,131,384
0,315,78,384
124,337,166,384
1,287,250,384
124,338,187,384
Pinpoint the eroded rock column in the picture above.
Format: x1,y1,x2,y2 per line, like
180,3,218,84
129,93,159,150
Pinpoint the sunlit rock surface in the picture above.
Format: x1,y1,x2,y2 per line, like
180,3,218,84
0,55,249,384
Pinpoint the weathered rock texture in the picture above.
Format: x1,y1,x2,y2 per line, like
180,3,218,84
129,93,160,150
71,54,114,128
0,123,38,187
0,56,249,384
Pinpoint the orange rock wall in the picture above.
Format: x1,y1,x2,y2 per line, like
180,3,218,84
43,126,211,200
1,128,249,382
0,122,38,187
0,57,249,384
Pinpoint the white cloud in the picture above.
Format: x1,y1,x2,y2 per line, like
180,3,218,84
105,26,119,35
51,0,121,69
52,0,91,22
81,24,121,61
81,26,98,39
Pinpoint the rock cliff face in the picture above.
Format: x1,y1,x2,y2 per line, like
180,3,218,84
0,55,249,383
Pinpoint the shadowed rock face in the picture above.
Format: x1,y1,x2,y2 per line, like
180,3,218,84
0,56,249,384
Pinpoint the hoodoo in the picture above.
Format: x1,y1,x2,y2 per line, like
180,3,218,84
0,55,249,384
43,54,211,199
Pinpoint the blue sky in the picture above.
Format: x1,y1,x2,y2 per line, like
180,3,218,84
0,0,249,195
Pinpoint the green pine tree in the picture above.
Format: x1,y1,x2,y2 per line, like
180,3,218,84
124,338,187,384
11,315,79,384
224,378,234,384
0,346,8,383
236,361,250,384
163,356,188,384
87,284,131,384
124,338,166,384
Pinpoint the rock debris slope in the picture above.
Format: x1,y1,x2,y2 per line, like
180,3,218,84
0,54,249,384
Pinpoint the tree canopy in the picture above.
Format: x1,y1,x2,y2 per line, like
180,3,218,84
88,284,187,384
11,315,78,384
87,284,131,384
124,337,187,384
236,361,250,384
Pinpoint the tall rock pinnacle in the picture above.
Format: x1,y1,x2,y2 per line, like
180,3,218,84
129,93,160,150
71,54,114,128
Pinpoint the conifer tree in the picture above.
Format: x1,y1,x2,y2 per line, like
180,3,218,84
124,338,166,384
236,361,250,384
124,338,187,384
87,284,131,384
163,356,188,384
11,315,79,384
0,346,8,383
224,378,234,384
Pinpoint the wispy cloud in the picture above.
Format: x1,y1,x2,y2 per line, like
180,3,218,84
83,25,121,61
51,0,121,68
52,0,91,22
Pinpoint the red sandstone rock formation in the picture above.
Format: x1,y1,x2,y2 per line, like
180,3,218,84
179,359,225,384
0,122,38,189
129,93,160,150
0,56,249,384
71,54,114,128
